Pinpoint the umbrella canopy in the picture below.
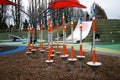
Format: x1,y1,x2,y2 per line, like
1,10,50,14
49,0,86,10
0,0,17,6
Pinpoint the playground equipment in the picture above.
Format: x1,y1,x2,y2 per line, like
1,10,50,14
60,10,69,67
0,0,18,6
66,20,92,43
49,17,55,59
49,0,101,76
54,18,92,43
55,19,61,56
24,0,102,76
39,18,45,59
87,5,102,76
31,26,37,53
45,10,54,67
68,14,77,73
9,34,22,41
26,25,32,55
49,0,86,10
77,18,85,69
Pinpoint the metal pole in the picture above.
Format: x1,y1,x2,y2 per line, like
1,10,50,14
80,17,83,56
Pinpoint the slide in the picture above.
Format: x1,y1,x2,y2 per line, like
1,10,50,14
66,19,92,43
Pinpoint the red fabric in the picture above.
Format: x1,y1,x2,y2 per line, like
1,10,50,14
49,0,86,10
0,0,17,6
0,0,8,4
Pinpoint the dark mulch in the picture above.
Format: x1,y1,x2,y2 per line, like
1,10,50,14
0,48,120,80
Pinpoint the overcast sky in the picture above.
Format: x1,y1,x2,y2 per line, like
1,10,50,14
22,0,120,19
79,0,120,19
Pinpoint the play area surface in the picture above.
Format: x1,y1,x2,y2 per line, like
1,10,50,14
0,43,119,80
0,39,120,57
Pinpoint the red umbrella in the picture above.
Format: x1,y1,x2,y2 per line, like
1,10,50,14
0,0,18,6
49,0,86,10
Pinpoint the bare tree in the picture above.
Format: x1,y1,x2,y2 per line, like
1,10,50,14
0,5,8,24
91,3,107,19
0,5,9,31
10,0,22,30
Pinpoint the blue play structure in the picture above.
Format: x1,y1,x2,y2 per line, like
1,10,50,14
0,45,27,56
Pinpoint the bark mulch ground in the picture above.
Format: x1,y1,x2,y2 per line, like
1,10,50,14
0,48,120,80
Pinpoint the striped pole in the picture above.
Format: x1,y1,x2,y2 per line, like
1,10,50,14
70,19,74,59
47,9,54,61
56,21,60,52
92,16,96,63
87,4,102,76
68,14,77,73
27,25,31,52
62,10,67,56
39,18,44,50
60,10,68,67
91,3,97,63
47,14,51,61
30,22,37,53
80,17,83,56
76,17,85,69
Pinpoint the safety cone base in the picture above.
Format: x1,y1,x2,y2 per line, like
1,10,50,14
68,58,77,62
87,61,101,75
77,55,85,61
38,48,44,51
50,54,55,59
77,55,85,58
60,54,69,58
40,49,45,53
68,58,77,65
87,61,102,67
56,51,61,56
56,51,61,54
52,50,55,52
31,49,37,53
50,54,55,57
45,60,54,63
26,51,32,54
45,60,54,66
52,50,55,54
31,49,37,51
60,54,69,61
